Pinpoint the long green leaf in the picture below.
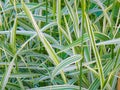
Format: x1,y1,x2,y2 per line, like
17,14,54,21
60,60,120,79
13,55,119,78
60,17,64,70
52,55,82,79
21,1,67,83
27,85,87,90
85,13,105,89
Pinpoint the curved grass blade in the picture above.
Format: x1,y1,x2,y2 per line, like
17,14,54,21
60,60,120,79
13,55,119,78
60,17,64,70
52,55,82,79
21,0,67,83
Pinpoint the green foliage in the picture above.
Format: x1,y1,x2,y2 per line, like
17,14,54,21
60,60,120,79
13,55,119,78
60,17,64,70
0,0,120,90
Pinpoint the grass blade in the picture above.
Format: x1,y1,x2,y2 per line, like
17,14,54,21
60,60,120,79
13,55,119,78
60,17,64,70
21,0,67,83
85,13,105,89
52,55,82,79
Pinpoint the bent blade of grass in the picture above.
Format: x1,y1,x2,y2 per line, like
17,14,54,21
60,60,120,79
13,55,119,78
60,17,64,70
21,1,67,83
52,55,82,79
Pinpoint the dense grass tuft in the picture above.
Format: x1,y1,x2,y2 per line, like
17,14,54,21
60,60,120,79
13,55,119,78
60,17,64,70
0,0,120,90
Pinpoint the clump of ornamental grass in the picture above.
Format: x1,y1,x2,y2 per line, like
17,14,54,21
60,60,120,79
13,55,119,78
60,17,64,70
0,0,120,90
